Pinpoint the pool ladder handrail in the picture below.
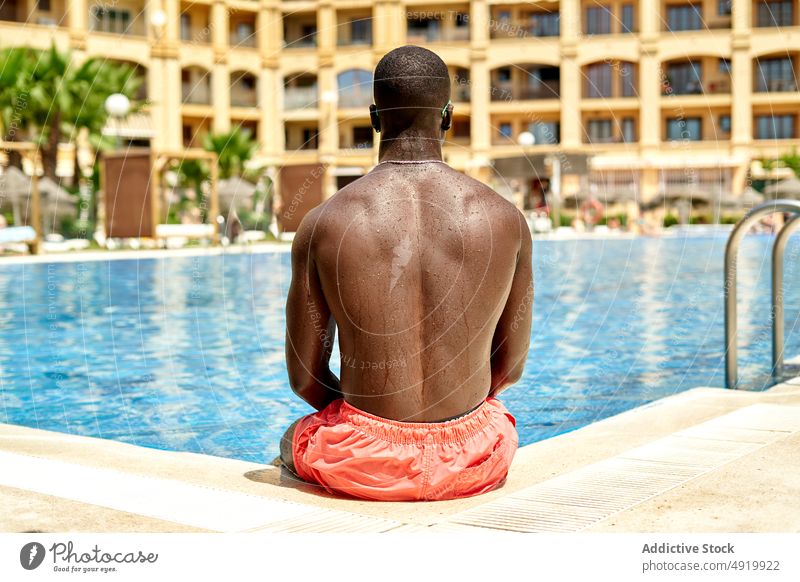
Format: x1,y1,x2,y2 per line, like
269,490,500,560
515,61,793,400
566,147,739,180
725,199,800,388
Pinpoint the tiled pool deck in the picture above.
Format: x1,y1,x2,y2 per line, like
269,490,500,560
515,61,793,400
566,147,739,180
2,371,799,533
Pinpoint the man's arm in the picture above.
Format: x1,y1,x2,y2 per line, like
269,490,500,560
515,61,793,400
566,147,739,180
489,211,533,398
285,210,341,410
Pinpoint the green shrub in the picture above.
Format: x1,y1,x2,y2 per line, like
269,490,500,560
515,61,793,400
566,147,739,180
690,214,711,225
720,215,743,225
663,214,679,228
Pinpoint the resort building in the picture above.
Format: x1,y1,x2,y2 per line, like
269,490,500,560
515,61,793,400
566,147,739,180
1,0,800,223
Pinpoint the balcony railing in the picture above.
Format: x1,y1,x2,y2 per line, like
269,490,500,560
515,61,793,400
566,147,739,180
491,81,560,101
284,36,317,49
407,26,470,43
181,28,211,44
452,84,471,102
182,83,211,105
339,89,372,108
284,86,318,109
231,89,257,108
756,78,798,92
231,33,257,48
489,17,560,39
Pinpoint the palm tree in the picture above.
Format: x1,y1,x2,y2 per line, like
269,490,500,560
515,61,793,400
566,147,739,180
202,127,258,179
0,47,32,168
0,44,141,178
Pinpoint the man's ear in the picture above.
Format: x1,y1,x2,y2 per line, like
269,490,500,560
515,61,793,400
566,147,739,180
441,102,453,132
369,104,381,133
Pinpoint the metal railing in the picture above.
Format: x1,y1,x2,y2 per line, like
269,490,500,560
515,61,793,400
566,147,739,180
724,199,800,388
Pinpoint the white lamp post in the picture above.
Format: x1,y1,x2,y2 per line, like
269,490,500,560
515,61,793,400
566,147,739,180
517,131,535,147
104,93,131,150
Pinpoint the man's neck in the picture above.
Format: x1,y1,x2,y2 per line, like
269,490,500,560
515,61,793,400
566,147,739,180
378,130,443,163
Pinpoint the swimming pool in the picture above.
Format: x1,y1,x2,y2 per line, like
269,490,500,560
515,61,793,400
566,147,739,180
1,235,798,463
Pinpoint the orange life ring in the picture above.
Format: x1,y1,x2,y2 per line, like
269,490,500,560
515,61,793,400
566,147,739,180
580,198,604,226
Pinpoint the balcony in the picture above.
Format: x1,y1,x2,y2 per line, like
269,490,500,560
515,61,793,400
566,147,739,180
284,17,317,49
89,3,147,36
583,61,637,99
1,0,61,25
339,88,371,109
180,7,211,44
662,58,731,96
754,0,796,27
182,84,210,105
337,13,372,46
284,85,318,110
337,69,372,108
407,9,470,43
181,67,211,105
491,65,560,102
285,122,319,150
230,15,257,48
231,72,258,108
451,67,470,102
754,56,799,92
489,6,560,39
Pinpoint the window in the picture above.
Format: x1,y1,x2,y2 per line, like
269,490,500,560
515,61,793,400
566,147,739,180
587,119,613,143
528,11,560,36
452,119,470,138
757,1,794,27
300,24,317,46
666,4,703,31
499,123,513,139
350,19,371,43
621,4,635,33
585,6,611,35
718,0,732,16
525,66,560,99
37,0,50,11
455,12,469,27
666,61,703,94
301,128,319,149
719,114,731,133
90,7,132,34
756,114,796,139
497,67,512,83
622,118,636,142
719,58,731,74
529,121,560,144
352,126,373,149
585,62,613,98
667,117,702,141
619,62,636,97
180,14,191,41
236,22,254,44
755,57,796,92
338,69,373,108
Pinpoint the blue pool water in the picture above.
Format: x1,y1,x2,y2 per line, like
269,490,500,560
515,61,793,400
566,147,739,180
1,235,799,463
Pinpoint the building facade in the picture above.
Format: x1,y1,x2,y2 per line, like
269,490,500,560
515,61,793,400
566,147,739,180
1,0,799,217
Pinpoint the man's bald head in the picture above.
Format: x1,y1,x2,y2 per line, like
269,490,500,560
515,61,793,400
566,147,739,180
373,46,451,130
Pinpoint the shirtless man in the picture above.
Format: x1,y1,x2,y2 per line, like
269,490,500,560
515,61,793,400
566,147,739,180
279,46,533,501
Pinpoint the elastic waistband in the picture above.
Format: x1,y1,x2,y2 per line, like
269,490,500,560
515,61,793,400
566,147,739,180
338,398,501,445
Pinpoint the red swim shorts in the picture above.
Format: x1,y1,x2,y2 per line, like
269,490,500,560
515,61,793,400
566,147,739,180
291,398,518,501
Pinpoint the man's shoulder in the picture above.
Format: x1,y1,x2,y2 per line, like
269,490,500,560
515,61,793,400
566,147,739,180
455,172,524,222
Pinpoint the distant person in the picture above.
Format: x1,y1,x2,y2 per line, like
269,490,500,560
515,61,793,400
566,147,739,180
279,46,532,501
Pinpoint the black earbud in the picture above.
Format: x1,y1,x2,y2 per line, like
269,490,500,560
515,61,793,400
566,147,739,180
441,102,453,131
369,104,381,133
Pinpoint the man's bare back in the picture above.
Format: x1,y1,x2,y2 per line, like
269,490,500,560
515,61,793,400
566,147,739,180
286,161,532,422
